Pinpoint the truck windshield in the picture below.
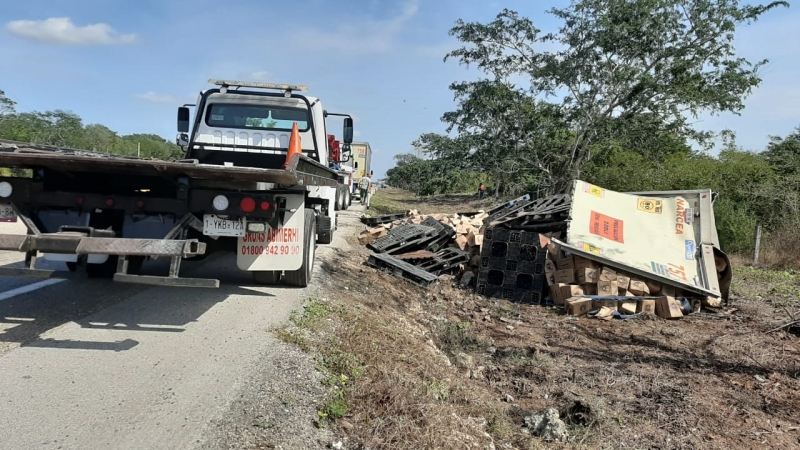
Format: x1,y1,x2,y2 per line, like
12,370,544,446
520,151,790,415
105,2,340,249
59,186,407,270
205,103,310,131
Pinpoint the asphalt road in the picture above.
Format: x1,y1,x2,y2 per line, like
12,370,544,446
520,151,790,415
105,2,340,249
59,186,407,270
0,205,364,449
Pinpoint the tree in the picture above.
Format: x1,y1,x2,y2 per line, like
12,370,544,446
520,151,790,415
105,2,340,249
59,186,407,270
0,89,184,160
0,90,15,115
443,0,788,192
763,126,800,175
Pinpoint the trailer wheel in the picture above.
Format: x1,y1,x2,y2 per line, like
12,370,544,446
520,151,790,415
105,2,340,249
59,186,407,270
252,270,281,285
282,209,316,288
347,190,352,207
343,191,350,210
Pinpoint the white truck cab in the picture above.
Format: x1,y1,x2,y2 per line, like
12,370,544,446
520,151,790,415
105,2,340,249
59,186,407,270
174,80,355,287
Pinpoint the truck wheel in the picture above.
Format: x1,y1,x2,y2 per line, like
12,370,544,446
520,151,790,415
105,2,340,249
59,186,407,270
343,191,350,210
252,270,281,285
283,209,316,288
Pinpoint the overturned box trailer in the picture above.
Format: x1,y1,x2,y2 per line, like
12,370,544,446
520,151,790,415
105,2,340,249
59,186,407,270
551,180,731,301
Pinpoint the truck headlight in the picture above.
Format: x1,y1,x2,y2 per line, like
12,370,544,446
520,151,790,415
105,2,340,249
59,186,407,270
0,182,12,198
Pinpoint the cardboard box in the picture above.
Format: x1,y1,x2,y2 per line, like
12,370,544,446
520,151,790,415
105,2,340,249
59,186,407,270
597,280,619,296
618,300,637,315
368,227,388,238
598,266,617,282
655,296,684,319
566,298,593,316
555,256,575,271
471,235,484,249
624,290,636,297
637,299,656,314
592,299,617,311
546,242,564,259
550,284,565,305
661,284,678,297
577,267,598,284
581,284,598,295
701,296,722,308
628,279,650,296
574,257,599,271
555,269,576,284
544,260,556,274
358,231,375,245
561,285,584,300
455,235,469,250
617,274,631,291
646,280,662,294
546,270,557,286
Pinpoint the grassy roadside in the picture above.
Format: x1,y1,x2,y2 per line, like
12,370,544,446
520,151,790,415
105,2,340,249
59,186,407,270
275,189,800,450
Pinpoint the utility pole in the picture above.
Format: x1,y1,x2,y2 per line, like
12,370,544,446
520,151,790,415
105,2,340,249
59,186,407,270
137,142,140,158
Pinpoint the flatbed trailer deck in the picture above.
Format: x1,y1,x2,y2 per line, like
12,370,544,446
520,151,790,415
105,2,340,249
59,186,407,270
0,139,340,288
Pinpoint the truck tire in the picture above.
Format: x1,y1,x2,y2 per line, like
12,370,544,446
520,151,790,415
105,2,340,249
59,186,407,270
334,190,341,211
346,190,352,208
316,214,333,245
283,209,316,287
252,270,281,285
343,191,350,210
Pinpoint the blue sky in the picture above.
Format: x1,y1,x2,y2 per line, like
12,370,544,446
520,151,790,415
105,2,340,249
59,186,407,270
1,0,798,178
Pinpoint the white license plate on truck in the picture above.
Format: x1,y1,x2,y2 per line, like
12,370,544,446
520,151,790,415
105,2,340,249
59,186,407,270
0,203,17,223
237,195,304,271
203,214,245,237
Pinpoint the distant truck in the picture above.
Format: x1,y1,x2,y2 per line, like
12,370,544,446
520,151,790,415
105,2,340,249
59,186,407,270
346,142,372,200
327,134,352,210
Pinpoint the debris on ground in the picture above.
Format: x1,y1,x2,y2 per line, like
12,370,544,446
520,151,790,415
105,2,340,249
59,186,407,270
358,181,731,321
523,408,569,442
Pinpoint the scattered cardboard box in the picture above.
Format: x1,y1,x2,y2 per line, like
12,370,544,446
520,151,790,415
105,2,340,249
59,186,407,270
592,299,617,311
638,299,656,315
617,274,631,291
599,267,617,282
628,279,650,296
597,280,619,296
555,269,576,284
577,267,599,284
581,284,598,295
656,296,684,319
567,298,593,316
555,257,575,271
619,300,637,315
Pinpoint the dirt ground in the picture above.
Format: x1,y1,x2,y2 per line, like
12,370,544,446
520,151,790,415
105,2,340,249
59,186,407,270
284,189,800,450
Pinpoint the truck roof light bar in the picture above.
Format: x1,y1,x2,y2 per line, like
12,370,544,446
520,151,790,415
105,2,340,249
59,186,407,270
208,79,308,92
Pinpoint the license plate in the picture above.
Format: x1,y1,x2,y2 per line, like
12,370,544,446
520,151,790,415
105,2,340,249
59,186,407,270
0,203,17,223
203,214,245,237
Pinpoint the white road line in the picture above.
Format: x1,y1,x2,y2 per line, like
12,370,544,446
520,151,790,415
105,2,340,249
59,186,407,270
0,279,65,302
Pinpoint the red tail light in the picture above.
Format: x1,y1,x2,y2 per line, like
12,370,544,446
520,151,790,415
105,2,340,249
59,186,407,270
105,198,115,207
240,197,256,213
260,201,270,211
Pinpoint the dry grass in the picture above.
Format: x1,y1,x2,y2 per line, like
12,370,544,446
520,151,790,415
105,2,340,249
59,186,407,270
277,190,800,450
756,226,800,271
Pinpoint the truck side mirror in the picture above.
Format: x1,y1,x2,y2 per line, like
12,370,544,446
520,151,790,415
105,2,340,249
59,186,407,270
343,117,354,144
177,107,191,133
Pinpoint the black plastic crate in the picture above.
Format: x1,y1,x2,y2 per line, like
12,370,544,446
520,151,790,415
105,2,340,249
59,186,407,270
368,224,437,253
475,226,549,304
360,213,407,226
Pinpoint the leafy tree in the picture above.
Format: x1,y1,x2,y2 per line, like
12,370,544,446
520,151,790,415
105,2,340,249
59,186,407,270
763,126,800,175
0,90,15,115
0,90,183,160
443,0,788,192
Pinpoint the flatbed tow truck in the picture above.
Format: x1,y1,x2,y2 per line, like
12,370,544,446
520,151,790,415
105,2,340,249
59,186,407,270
0,79,355,288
